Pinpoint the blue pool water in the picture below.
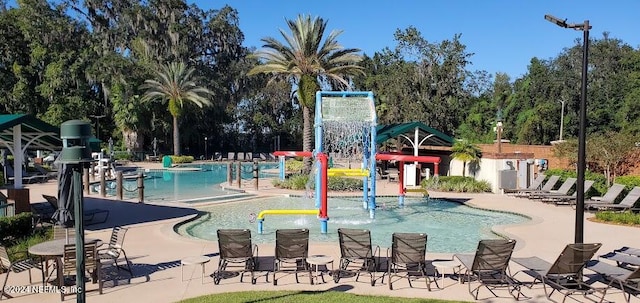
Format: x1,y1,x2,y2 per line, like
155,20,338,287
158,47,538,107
180,196,528,253
114,163,279,202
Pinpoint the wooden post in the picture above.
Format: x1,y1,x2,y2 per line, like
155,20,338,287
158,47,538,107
137,172,144,203
236,161,242,188
116,171,123,200
227,162,233,185
100,168,106,197
253,159,259,190
83,167,90,195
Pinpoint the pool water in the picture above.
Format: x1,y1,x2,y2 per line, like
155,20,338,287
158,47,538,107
114,163,279,202
180,196,528,253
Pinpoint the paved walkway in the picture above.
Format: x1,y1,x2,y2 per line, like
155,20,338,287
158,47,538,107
3,162,639,302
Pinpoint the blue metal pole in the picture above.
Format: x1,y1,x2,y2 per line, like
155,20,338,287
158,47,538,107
278,156,285,181
257,219,264,234
369,92,377,217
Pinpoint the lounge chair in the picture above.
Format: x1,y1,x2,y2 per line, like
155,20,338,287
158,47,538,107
33,163,57,180
454,239,522,300
514,175,560,198
387,232,436,291
4,164,45,184
599,251,640,267
504,174,546,194
529,177,576,199
213,229,259,285
585,186,640,211
540,180,595,205
512,243,603,302
334,228,381,286
615,246,640,257
0,245,44,299
98,226,132,273
589,183,626,203
272,228,309,285
60,242,102,301
586,260,640,303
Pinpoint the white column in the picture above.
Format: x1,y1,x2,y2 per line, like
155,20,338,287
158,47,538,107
13,125,22,188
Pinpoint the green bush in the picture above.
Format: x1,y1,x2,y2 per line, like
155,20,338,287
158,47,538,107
113,151,133,161
7,229,50,261
0,213,34,246
285,159,304,173
614,176,640,188
170,155,195,164
422,176,492,193
272,174,363,191
595,211,640,225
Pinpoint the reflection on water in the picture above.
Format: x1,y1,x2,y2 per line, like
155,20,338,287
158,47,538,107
181,196,528,253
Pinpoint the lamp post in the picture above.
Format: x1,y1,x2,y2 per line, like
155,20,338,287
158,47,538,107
545,14,590,244
204,137,208,161
495,108,503,153
90,114,106,140
559,99,566,141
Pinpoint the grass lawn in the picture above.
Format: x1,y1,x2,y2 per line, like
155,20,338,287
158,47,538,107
178,290,471,303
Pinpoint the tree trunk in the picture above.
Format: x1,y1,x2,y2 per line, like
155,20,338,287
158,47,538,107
173,115,180,155
462,161,467,177
302,105,313,173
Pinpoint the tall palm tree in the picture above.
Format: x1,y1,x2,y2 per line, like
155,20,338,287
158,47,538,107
141,61,213,155
248,14,364,171
451,139,482,177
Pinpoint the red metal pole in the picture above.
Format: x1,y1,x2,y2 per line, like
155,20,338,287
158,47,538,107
318,153,328,219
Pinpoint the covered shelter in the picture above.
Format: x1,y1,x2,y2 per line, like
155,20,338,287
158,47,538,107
376,121,454,155
0,114,62,188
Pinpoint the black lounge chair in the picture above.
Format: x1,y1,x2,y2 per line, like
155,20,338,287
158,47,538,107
586,259,640,303
213,229,259,284
272,228,309,285
387,232,436,291
454,239,523,300
512,243,603,302
334,228,381,286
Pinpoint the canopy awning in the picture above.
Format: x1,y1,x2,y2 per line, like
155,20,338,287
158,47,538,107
0,114,62,188
376,122,454,147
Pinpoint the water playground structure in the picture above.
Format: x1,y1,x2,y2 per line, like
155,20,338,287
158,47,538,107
257,91,442,234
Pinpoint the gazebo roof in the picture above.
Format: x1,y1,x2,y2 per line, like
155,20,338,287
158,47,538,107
376,122,454,147
0,114,62,151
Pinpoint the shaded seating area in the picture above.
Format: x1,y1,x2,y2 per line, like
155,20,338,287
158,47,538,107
386,232,436,291
60,242,102,301
454,239,522,300
272,228,309,285
333,228,381,286
213,229,260,284
512,243,603,302
42,194,110,225
0,245,44,300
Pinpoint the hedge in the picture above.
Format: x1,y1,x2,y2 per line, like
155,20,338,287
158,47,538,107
0,213,33,246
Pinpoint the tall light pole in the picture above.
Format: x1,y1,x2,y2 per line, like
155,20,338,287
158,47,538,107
204,137,208,160
559,99,566,141
545,14,590,244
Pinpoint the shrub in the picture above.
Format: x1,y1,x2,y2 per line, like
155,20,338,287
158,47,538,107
285,159,304,173
0,213,34,246
6,229,50,261
422,176,492,193
170,155,195,164
595,211,640,225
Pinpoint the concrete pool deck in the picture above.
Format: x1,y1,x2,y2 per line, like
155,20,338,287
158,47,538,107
3,162,639,302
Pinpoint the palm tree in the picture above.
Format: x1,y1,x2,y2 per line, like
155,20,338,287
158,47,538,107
451,139,482,177
141,62,213,155
248,14,364,171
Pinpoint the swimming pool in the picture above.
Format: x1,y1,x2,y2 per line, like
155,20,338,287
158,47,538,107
113,163,279,202
179,196,528,253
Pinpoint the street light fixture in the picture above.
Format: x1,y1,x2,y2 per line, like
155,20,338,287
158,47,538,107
545,14,590,244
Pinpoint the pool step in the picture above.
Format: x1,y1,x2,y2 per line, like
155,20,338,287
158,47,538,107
179,193,253,204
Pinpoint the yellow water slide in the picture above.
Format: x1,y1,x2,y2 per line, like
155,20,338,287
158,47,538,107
256,209,319,220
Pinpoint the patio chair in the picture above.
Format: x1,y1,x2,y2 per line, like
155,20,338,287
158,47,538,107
512,243,603,302
272,228,309,285
60,242,102,301
615,246,640,257
599,251,640,267
586,260,640,303
52,225,76,243
334,228,381,286
387,232,436,291
540,180,595,205
0,245,44,300
454,239,522,300
514,175,560,198
589,183,626,203
504,174,546,194
43,195,110,225
529,177,576,199
213,229,259,285
98,226,132,273
585,186,640,211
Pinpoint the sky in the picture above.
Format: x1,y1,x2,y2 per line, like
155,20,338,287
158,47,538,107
192,0,640,80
